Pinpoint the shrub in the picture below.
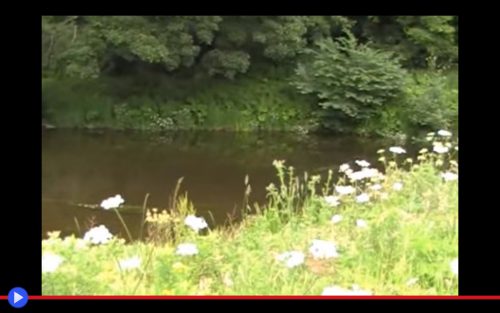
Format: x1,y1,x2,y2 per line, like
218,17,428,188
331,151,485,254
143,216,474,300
292,33,407,131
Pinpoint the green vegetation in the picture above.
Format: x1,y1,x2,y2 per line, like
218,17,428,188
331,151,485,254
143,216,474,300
42,16,458,137
42,132,458,295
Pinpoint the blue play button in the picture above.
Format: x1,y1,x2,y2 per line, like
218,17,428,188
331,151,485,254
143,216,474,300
8,287,28,308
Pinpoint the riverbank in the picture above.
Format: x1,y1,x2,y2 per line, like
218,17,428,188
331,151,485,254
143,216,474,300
42,131,458,295
42,69,457,139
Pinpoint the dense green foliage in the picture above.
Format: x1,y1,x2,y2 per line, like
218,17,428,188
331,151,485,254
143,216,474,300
292,34,407,131
42,16,458,137
42,71,316,132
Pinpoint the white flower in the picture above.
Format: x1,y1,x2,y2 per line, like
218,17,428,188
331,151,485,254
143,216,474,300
83,225,113,245
369,184,382,191
441,172,458,182
356,193,370,203
100,194,125,210
433,145,449,154
356,219,368,228
223,273,234,287
455,146,458,151
377,149,385,154
393,182,403,191
176,243,198,256
348,168,380,181
335,185,355,196
389,146,406,154
355,160,370,168
118,256,141,271
184,215,208,232
324,196,340,207
450,258,458,276
427,132,435,137
438,130,452,137
276,251,305,268
42,253,64,273
339,163,350,172
322,285,372,296
419,148,428,154
309,240,339,260
406,277,419,286
331,214,343,224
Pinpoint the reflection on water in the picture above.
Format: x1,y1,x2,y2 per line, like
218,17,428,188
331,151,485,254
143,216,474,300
42,130,392,239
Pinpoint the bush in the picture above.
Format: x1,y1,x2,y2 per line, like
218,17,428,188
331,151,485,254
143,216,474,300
292,33,407,131
403,71,458,132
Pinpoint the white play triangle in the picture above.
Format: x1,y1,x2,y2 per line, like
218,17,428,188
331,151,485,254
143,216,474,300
13,292,23,303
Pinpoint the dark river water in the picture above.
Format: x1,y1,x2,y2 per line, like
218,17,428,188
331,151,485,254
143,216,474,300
42,130,395,240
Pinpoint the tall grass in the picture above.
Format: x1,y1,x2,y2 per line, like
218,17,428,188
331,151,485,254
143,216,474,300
42,131,458,295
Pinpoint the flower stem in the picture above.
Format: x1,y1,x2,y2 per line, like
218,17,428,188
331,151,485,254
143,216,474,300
113,207,133,242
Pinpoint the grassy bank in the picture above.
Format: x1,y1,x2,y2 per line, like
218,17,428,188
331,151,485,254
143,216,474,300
42,131,458,295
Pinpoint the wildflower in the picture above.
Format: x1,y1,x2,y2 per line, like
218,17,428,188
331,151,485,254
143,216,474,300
380,192,389,200
266,183,276,192
331,214,343,224
377,149,385,154
223,272,234,287
427,132,435,137
356,193,370,203
272,160,285,169
184,215,208,232
118,256,141,271
355,160,370,168
389,147,406,154
433,143,449,154
47,231,61,240
356,219,368,228
348,168,380,181
324,196,340,207
406,277,419,286
335,185,355,196
378,156,386,162
419,148,428,154
455,146,458,151
405,158,413,163
83,225,113,245
42,253,64,273
100,194,124,210
450,258,458,276
438,130,452,137
369,184,382,191
321,285,372,296
276,251,305,268
309,240,339,260
441,172,458,182
176,243,198,256
393,182,403,191
339,163,350,172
